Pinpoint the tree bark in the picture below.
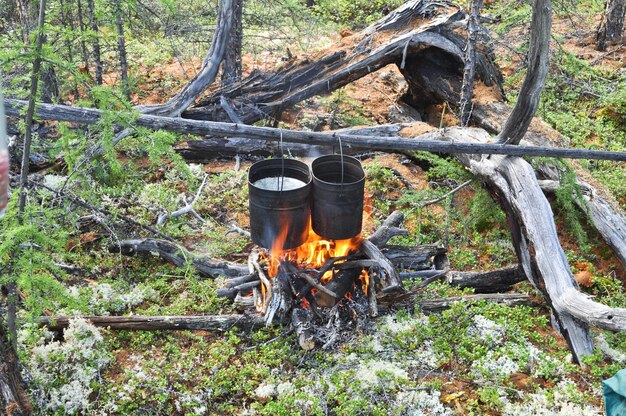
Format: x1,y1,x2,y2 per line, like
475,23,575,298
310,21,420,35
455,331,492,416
596,0,626,51
459,0,482,126
135,0,234,116
495,0,551,145
221,0,242,86
0,323,31,416
114,0,130,99
87,0,102,84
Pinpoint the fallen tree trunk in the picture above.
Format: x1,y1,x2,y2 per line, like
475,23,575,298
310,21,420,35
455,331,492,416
5,99,626,162
40,314,264,331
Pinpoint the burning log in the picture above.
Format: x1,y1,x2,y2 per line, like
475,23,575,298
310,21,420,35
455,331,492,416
399,266,526,293
264,266,293,326
313,269,361,308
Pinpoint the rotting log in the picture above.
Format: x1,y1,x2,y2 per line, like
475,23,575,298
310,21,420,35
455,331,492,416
40,314,264,331
109,239,248,278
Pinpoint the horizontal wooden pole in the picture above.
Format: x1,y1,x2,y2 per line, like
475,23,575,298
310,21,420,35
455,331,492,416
40,314,264,331
5,98,626,162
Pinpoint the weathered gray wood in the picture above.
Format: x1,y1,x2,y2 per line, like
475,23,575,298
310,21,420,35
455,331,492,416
292,307,315,350
6,99,626,162
382,245,447,271
40,314,264,331
537,175,626,270
186,0,475,124
420,293,538,313
457,130,595,360
134,0,234,117
459,0,483,126
495,0,551,145
361,240,402,292
367,210,408,247
109,239,248,278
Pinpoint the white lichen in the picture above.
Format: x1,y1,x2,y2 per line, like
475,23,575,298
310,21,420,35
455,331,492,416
394,390,453,416
355,360,408,387
27,318,111,414
468,315,505,345
502,380,603,416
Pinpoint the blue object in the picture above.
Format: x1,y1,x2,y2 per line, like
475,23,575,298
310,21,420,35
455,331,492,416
603,369,626,416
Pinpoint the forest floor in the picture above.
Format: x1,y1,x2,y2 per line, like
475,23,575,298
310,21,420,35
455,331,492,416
7,1,626,415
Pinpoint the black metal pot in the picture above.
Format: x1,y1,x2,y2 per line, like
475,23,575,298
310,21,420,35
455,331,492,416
248,159,312,250
311,155,365,240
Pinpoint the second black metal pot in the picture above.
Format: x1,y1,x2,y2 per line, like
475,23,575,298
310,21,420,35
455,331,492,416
311,155,365,240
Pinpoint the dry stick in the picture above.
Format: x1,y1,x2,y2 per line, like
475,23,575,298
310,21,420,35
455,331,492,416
250,250,271,314
420,179,472,207
459,0,483,126
420,293,539,313
495,0,551,145
7,99,626,162
157,174,208,225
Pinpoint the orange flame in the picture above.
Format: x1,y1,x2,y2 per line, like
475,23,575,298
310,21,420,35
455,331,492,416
266,219,362,277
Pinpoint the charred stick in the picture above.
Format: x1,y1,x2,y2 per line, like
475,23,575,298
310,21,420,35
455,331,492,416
314,269,361,308
265,270,293,326
368,281,378,317
250,250,271,314
298,273,337,299
110,239,248,278
292,307,315,350
223,273,257,288
361,240,402,292
414,271,447,289
217,281,260,300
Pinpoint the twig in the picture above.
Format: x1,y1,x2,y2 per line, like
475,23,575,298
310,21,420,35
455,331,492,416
299,273,337,298
420,179,472,207
158,174,208,225
226,223,250,238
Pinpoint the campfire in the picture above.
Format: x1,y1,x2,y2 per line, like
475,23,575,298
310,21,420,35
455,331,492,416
223,155,411,349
